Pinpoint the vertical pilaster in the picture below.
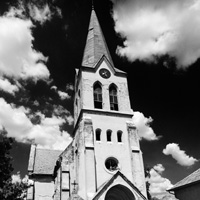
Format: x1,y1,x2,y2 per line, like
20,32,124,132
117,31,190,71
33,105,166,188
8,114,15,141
127,122,147,198
83,117,96,199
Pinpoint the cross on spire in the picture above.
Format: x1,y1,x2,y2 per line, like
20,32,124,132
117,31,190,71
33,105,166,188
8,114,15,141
92,0,94,10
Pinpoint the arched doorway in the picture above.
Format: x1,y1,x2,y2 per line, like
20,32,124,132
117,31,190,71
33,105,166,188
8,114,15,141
105,184,136,200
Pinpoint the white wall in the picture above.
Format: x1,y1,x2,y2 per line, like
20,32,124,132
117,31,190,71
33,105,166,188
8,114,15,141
34,178,54,200
81,60,132,113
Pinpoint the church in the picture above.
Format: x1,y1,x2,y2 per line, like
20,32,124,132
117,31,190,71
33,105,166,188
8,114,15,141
27,7,147,200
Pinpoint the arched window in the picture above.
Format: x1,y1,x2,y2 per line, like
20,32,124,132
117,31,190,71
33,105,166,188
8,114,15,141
93,82,102,109
107,130,112,142
109,84,118,111
95,129,101,141
117,131,122,143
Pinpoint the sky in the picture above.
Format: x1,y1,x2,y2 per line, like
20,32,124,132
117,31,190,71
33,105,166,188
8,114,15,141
0,0,200,199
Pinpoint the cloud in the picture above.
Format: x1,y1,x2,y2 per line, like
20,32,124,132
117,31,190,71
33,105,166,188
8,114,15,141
163,143,198,166
112,0,200,68
0,5,49,81
0,98,72,150
0,78,19,94
132,111,160,140
58,90,71,100
147,164,173,198
28,4,52,24
51,85,72,100
66,83,74,91
28,3,62,25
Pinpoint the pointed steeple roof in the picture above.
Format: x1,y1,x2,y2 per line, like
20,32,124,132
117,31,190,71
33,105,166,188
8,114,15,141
82,8,114,68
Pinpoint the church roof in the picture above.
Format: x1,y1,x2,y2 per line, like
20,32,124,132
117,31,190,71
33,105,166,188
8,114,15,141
169,168,200,191
81,8,114,68
28,146,62,175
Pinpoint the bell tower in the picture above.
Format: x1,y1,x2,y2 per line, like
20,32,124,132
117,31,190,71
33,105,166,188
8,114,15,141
72,7,147,200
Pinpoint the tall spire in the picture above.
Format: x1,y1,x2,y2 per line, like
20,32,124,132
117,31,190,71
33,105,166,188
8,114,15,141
81,8,114,68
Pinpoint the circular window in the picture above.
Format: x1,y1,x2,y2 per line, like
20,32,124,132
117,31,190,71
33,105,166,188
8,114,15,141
105,157,119,172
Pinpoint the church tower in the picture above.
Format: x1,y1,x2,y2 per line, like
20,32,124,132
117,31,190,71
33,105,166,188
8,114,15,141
26,6,147,200
69,7,147,200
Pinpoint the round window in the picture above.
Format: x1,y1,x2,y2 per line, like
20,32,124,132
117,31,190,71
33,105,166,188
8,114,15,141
105,157,119,172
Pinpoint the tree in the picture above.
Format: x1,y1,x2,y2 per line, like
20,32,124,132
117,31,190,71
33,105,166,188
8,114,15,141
0,129,28,200
145,166,152,200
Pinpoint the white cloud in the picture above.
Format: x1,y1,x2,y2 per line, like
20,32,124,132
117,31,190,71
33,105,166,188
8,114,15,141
58,90,71,100
112,0,200,68
0,98,33,139
28,2,62,25
66,115,74,126
163,143,198,166
0,78,19,94
51,85,72,100
0,6,49,81
28,4,52,25
66,83,74,91
0,98,72,150
147,164,173,199
132,111,160,140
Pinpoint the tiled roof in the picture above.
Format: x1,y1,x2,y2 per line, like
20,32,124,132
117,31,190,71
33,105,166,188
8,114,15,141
169,168,200,191
33,148,62,175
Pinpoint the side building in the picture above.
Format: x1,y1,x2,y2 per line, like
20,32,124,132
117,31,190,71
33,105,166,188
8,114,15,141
168,168,200,200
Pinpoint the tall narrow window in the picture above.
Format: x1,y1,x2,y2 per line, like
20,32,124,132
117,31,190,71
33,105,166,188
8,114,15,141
109,84,118,111
94,82,102,109
96,129,101,141
107,130,112,142
117,131,122,143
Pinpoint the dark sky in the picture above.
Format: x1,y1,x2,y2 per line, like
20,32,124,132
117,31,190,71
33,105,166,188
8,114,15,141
0,0,200,197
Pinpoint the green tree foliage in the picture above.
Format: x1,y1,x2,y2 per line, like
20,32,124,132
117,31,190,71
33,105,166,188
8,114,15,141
0,129,28,200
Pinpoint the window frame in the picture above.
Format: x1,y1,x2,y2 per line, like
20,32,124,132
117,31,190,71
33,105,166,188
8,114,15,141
109,84,118,111
106,130,112,142
117,131,123,143
93,82,103,109
95,128,101,141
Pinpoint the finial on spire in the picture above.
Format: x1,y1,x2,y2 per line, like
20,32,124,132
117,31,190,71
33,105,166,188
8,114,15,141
92,0,94,10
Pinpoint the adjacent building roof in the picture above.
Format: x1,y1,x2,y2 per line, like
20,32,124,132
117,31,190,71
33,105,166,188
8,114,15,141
169,168,200,191
28,145,62,175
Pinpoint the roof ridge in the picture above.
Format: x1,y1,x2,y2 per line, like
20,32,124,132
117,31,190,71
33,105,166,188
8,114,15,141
36,147,62,152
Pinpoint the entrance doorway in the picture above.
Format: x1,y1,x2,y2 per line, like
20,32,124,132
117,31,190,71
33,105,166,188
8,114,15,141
105,184,136,200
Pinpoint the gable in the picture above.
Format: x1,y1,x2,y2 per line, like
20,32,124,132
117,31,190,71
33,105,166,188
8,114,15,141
92,171,147,200
94,55,126,77
81,56,126,79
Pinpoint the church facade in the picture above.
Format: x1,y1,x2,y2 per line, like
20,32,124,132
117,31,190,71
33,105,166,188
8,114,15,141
27,8,147,200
